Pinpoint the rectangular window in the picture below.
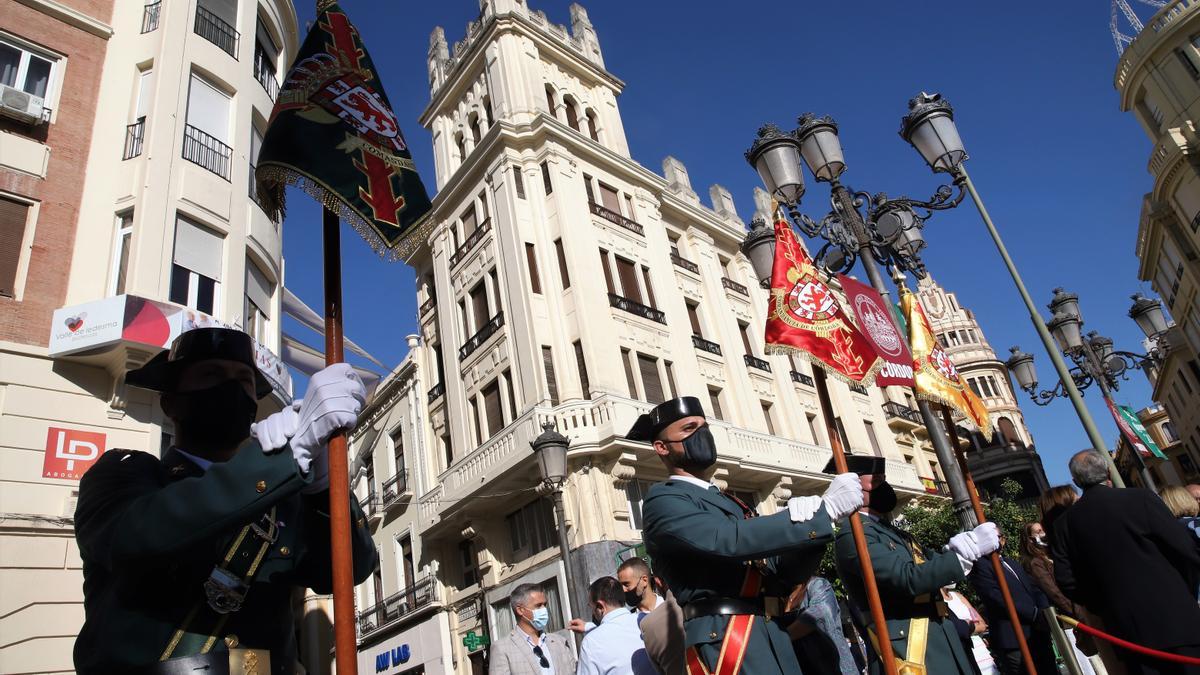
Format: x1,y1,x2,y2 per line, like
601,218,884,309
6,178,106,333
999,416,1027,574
489,268,502,316
664,361,677,399
583,174,595,203
0,36,58,99
980,377,994,397
254,16,279,95
482,379,503,437
506,497,556,562
170,215,223,314
598,182,621,213
834,417,851,452
461,204,478,238
1179,46,1200,78
542,345,559,405
0,196,30,298
110,212,134,296
641,266,657,308
470,397,483,446
806,413,823,445
687,301,703,336
708,386,724,420
244,258,272,340
761,401,776,435
638,353,665,404
624,194,635,219
622,348,638,398
615,256,642,303
186,72,231,145
947,331,961,346
390,428,404,475
504,369,518,421
513,166,525,199
525,242,542,294
540,161,553,195
470,280,489,333
865,421,882,456
442,433,453,470
458,299,470,339
134,66,155,121
554,238,570,289
573,340,590,399
739,321,755,356
459,539,478,588
599,249,615,295
625,479,653,530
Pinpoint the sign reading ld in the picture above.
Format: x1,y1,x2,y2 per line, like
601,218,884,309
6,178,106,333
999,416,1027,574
43,427,105,480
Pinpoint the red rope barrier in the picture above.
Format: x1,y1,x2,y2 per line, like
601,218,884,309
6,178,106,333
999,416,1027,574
1058,616,1200,666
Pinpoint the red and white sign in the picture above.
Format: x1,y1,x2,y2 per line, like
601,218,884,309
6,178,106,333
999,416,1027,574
43,427,105,480
838,275,915,387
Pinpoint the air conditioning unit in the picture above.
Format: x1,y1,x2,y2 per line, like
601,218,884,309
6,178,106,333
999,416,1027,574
0,84,48,125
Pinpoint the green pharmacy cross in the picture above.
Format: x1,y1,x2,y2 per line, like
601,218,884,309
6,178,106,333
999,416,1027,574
463,631,490,652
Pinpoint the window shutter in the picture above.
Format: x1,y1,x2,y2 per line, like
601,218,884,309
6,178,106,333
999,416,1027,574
174,216,223,282
525,242,542,294
483,381,503,436
504,369,518,420
761,402,775,435
470,282,489,332
616,258,641,303
599,183,621,212
638,354,664,404
186,74,231,144
708,387,723,420
739,322,754,356
622,348,638,399
542,346,559,405
461,205,477,237
641,266,656,308
245,260,272,318
554,239,570,289
573,341,590,399
0,197,30,298
687,302,702,336
599,250,615,295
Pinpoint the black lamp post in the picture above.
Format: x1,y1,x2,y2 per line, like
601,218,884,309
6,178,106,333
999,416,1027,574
1006,290,1167,489
742,105,975,526
530,420,578,618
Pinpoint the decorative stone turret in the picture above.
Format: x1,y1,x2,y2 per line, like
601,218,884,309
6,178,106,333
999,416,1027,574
662,156,699,204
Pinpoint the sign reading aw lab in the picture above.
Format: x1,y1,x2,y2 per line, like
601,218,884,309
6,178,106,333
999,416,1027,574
43,427,105,480
374,644,411,673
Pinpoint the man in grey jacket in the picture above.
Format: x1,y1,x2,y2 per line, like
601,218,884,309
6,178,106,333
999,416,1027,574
489,584,577,675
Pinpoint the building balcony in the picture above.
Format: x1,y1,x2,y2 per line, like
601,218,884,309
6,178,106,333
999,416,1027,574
883,401,923,429
194,4,240,59
427,381,445,404
359,490,382,527
459,312,504,361
182,124,232,180
608,293,666,324
357,576,438,640
123,117,145,160
790,370,814,387
744,354,771,372
381,469,411,510
419,296,436,318
920,477,950,497
722,277,750,297
671,252,699,274
449,218,491,268
848,382,869,396
254,54,279,102
141,1,161,33
589,202,644,236
692,334,722,356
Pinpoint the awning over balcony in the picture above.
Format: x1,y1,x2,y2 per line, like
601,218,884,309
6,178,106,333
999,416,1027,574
49,294,292,402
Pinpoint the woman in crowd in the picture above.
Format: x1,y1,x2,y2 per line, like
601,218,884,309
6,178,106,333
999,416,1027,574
942,584,998,675
1160,485,1200,545
1020,521,1097,675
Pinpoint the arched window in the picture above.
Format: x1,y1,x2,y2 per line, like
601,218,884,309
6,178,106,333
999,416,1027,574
1161,421,1179,443
563,95,580,131
469,113,481,144
586,109,599,141
998,417,1023,447
544,84,557,119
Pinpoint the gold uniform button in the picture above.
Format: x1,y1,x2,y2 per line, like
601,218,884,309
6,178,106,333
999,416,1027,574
808,531,818,539
279,546,291,556
255,480,267,493
225,634,239,648
709,632,718,639
356,517,366,528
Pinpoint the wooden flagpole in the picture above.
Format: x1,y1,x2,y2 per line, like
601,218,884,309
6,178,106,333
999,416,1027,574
323,207,359,675
813,367,898,675
940,405,1038,675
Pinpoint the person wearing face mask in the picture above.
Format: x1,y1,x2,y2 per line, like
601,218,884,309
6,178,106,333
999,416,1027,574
489,583,576,675
637,396,864,675
578,576,649,675
617,557,664,616
832,455,1001,675
72,328,377,674
1019,522,1097,675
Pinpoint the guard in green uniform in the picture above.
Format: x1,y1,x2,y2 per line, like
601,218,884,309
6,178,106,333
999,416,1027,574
73,328,378,675
637,396,864,675
832,455,999,675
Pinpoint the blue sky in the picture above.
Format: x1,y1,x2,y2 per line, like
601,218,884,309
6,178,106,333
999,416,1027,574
281,1,1163,488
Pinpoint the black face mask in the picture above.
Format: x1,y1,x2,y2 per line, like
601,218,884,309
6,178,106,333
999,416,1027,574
867,481,898,514
172,379,258,449
624,580,644,608
676,425,717,470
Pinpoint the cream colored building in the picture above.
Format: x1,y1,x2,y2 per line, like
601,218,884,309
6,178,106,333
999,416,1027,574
1116,0,1200,472
0,1,298,672
346,2,929,674
1113,403,1199,488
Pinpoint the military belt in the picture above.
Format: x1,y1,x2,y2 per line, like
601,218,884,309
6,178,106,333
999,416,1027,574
141,648,271,675
684,596,787,620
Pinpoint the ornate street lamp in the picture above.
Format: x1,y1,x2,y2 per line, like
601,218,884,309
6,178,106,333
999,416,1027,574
746,124,806,205
899,92,968,174
1048,312,1085,353
1129,293,1169,339
530,421,578,616
740,217,777,288
1006,347,1038,393
796,113,846,182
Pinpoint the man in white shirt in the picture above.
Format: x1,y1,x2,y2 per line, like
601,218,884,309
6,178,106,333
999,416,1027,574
578,577,646,675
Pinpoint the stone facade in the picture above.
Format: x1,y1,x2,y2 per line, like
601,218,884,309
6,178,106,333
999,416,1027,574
1114,403,1199,488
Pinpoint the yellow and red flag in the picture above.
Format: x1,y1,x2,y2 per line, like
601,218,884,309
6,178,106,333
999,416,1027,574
764,220,882,385
900,287,990,432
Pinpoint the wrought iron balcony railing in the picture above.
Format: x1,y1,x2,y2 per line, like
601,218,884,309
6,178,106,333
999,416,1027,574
419,296,436,317
722,277,750,297
359,490,378,517
459,312,504,360
589,202,644,236
790,370,814,386
692,334,722,356
449,218,491,268
744,354,771,372
671,251,699,274
141,1,161,33
357,576,436,638
883,401,922,425
382,469,409,506
123,117,145,160
920,477,951,497
194,4,240,58
848,382,869,396
253,50,279,101
608,293,666,324
182,124,232,180
427,381,445,404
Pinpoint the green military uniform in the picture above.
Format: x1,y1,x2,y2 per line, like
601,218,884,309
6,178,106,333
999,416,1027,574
73,442,377,674
834,513,974,675
642,478,832,675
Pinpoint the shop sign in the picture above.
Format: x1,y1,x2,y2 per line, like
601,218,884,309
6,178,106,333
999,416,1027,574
43,427,105,480
374,644,411,673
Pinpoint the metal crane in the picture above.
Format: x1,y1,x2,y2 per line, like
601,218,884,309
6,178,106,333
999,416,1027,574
1112,0,1171,55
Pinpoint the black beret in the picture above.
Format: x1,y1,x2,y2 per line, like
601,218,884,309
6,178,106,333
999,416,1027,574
822,454,886,476
626,396,706,442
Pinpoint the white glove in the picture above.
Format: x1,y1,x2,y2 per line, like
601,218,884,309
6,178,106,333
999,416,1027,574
251,400,301,452
788,495,823,522
821,472,863,520
290,363,366,479
948,522,1000,574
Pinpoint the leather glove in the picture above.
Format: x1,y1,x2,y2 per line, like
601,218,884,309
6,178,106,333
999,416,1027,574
820,472,863,520
251,400,301,452
787,495,823,522
290,363,366,483
948,522,1000,574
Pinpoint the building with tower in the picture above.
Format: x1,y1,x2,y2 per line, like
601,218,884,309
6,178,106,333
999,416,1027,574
915,275,1049,500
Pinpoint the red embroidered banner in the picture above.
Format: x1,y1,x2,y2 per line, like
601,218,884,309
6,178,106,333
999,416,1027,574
838,274,915,387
